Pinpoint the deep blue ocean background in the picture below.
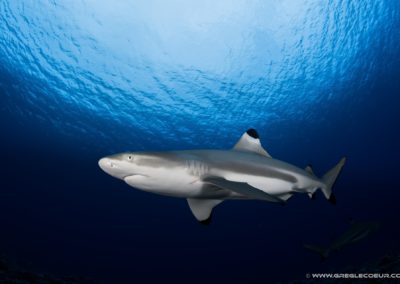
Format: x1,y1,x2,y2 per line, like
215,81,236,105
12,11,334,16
0,1,399,283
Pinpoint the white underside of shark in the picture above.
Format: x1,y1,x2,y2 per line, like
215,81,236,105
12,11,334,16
98,129,346,224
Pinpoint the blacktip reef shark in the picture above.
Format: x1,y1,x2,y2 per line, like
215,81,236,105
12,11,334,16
98,129,346,224
304,220,380,260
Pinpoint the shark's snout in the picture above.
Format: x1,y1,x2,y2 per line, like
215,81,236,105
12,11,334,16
98,157,133,180
98,157,119,176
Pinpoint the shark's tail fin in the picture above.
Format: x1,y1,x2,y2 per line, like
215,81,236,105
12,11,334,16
320,157,346,204
304,244,330,261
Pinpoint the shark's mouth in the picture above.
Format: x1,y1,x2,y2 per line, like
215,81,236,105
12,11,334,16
123,173,148,179
123,174,151,189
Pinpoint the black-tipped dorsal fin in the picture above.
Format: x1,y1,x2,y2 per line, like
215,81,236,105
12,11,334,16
233,129,271,157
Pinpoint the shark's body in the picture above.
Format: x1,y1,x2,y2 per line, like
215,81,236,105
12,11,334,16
304,221,380,260
99,129,346,223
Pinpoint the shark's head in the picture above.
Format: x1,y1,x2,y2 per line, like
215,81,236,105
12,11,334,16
98,152,186,196
99,152,167,180
357,221,380,233
98,153,140,180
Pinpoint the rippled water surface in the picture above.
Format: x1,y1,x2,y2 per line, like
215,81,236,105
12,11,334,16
1,1,398,150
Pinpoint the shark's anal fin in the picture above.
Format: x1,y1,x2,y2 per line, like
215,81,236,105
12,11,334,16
233,129,271,157
308,192,317,200
187,198,223,224
203,176,285,204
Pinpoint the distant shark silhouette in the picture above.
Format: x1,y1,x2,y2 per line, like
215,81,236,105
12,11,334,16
304,220,380,260
98,129,346,224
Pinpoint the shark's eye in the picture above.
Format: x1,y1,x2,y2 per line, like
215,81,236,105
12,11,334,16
128,155,132,160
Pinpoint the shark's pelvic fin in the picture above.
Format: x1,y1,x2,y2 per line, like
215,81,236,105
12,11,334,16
233,129,271,157
187,198,223,223
275,192,294,201
203,176,285,204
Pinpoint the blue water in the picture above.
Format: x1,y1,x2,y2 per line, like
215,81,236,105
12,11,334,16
0,1,399,283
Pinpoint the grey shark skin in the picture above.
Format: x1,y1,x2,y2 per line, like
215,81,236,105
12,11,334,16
304,221,380,260
98,129,346,223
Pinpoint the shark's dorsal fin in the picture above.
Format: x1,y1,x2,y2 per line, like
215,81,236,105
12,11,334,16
305,165,314,175
187,198,223,224
233,129,271,157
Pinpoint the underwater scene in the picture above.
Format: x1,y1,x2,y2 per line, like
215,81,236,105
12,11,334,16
0,1,399,283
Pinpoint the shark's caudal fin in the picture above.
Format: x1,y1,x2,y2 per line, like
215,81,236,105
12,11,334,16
320,157,346,203
304,244,330,261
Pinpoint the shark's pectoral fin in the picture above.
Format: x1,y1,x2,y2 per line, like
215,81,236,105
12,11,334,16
233,129,271,157
187,198,223,224
203,176,285,204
